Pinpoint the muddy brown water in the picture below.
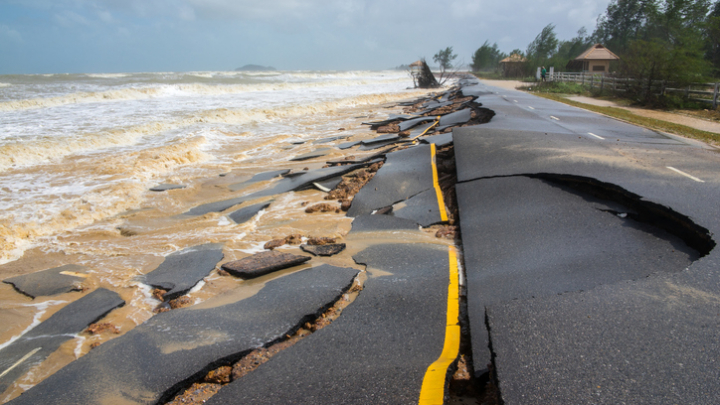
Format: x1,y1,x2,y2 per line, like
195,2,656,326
0,89,463,402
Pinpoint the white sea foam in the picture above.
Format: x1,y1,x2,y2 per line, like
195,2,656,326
0,300,67,350
0,69,429,263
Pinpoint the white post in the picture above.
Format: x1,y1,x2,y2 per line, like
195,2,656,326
536,67,541,81
549,67,554,82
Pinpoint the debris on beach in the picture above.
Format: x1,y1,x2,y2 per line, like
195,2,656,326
307,237,337,245
86,322,120,335
304,203,338,213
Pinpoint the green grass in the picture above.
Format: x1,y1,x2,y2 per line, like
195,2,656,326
520,81,590,95
534,92,720,145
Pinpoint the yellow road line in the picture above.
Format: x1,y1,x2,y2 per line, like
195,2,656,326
430,143,449,222
411,121,439,141
418,246,461,404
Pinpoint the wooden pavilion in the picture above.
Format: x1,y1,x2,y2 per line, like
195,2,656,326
566,44,620,74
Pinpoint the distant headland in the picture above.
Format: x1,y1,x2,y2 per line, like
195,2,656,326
235,64,276,71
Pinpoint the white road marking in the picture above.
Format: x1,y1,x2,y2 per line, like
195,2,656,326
666,166,705,183
513,100,518,103
588,132,605,140
550,116,560,120
0,348,42,379
528,106,535,110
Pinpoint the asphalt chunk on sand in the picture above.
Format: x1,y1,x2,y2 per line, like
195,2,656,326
149,184,186,192
3,264,89,299
456,176,700,377
227,169,290,192
142,243,224,301
289,148,331,161
300,243,346,256
0,288,124,393
227,201,272,225
186,164,363,216
7,265,358,405
347,144,436,217
220,250,311,279
204,243,452,405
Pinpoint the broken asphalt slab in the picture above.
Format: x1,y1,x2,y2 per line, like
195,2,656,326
141,243,224,301
228,201,272,225
419,132,453,147
3,264,89,299
347,144,435,217
186,164,363,216
337,140,361,150
289,148,331,161
390,188,445,227
7,265,358,405
204,243,452,405
0,288,124,393
438,108,472,126
487,254,720,404
228,169,290,192
300,243,346,256
149,184,186,192
348,214,420,234
456,175,701,377
220,250,311,279
398,116,437,132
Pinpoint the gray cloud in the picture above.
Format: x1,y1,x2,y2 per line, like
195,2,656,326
0,0,612,73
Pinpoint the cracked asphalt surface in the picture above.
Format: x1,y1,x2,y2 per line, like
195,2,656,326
457,78,720,403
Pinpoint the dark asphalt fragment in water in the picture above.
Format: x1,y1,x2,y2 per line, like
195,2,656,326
228,169,290,192
186,164,363,216
228,201,272,224
221,250,311,279
290,148,331,161
142,243,224,301
149,184,186,192
3,264,89,299
0,288,124,393
300,243,346,257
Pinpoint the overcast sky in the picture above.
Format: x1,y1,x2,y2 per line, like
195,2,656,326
0,0,612,74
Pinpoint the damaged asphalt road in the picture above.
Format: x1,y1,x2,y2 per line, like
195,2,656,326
456,78,720,403
5,77,720,405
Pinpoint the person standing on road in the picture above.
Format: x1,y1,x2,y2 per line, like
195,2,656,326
541,66,547,82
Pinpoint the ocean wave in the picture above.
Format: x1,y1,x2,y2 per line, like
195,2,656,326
0,89,426,173
0,76,407,112
0,136,212,264
85,73,131,79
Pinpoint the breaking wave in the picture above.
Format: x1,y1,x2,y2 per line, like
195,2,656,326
0,77,407,112
0,90,426,172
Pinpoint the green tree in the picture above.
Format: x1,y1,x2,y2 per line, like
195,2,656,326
705,1,720,73
609,0,712,102
526,24,559,74
433,46,458,84
592,0,660,54
471,41,505,71
551,27,594,72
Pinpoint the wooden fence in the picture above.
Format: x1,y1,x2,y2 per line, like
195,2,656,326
550,72,720,108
